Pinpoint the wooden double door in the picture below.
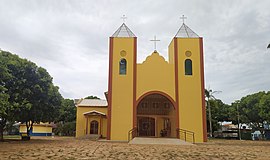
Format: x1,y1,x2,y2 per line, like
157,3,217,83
138,117,155,137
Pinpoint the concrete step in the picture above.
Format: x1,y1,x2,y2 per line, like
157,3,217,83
129,137,193,145
80,134,100,140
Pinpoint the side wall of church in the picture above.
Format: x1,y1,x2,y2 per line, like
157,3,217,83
76,106,107,138
168,39,175,64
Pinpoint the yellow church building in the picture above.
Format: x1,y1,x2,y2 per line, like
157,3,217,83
76,21,207,143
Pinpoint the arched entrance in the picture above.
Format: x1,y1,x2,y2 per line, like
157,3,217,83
136,93,177,138
90,120,98,134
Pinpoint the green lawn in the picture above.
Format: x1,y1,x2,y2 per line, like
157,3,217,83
3,135,21,139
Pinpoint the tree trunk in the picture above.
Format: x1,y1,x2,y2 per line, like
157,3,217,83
0,120,6,142
207,99,213,137
26,121,29,136
22,121,31,140
26,121,33,136
0,126,3,141
260,122,265,140
30,121,33,136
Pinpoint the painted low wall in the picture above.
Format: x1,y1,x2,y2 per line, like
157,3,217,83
19,123,52,136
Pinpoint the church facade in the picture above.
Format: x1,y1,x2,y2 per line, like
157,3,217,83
76,22,207,143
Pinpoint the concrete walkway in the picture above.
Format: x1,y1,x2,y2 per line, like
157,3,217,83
129,137,193,145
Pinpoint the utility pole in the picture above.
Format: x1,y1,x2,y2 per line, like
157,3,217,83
236,100,241,140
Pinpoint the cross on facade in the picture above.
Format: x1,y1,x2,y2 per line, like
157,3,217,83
180,15,187,23
121,15,127,23
150,36,160,51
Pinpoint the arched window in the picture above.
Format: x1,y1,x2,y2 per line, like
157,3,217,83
90,120,98,134
119,58,127,75
185,59,192,75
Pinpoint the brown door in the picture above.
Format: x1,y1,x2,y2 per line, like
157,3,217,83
138,117,155,137
90,120,98,134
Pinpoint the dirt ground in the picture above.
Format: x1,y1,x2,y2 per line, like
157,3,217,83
0,137,270,160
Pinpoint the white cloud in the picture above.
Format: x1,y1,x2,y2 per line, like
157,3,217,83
1,0,270,104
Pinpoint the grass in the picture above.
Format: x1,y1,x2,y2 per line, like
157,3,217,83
3,135,21,139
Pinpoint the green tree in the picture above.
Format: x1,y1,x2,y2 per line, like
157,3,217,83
54,121,76,136
54,99,76,136
0,89,10,141
0,51,15,141
259,91,270,123
239,91,265,129
58,99,76,123
84,95,100,99
227,102,239,124
205,98,231,132
205,89,221,137
0,51,62,139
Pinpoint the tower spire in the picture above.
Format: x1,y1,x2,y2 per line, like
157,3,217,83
175,16,199,38
111,23,136,37
111,15,136,37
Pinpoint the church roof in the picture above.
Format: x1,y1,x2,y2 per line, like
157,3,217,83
77,99,108,107
112,23,136,37
175,23,199,38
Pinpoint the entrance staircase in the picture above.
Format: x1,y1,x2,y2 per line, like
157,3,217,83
128,127,195,144
129,137,193,145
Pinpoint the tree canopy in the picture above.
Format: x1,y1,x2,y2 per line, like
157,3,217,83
237,91,270,129
0,50,62,140
206,90,270,134
57,99,76,123
84,95,100,99
0,51,17,141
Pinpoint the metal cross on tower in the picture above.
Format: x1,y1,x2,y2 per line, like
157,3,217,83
150,36,160,51
121,15,127,23
180,15,187,23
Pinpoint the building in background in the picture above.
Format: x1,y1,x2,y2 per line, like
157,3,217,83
19,122,52,136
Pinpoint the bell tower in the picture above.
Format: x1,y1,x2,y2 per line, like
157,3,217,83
168,21,207,142
107,23,137,140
